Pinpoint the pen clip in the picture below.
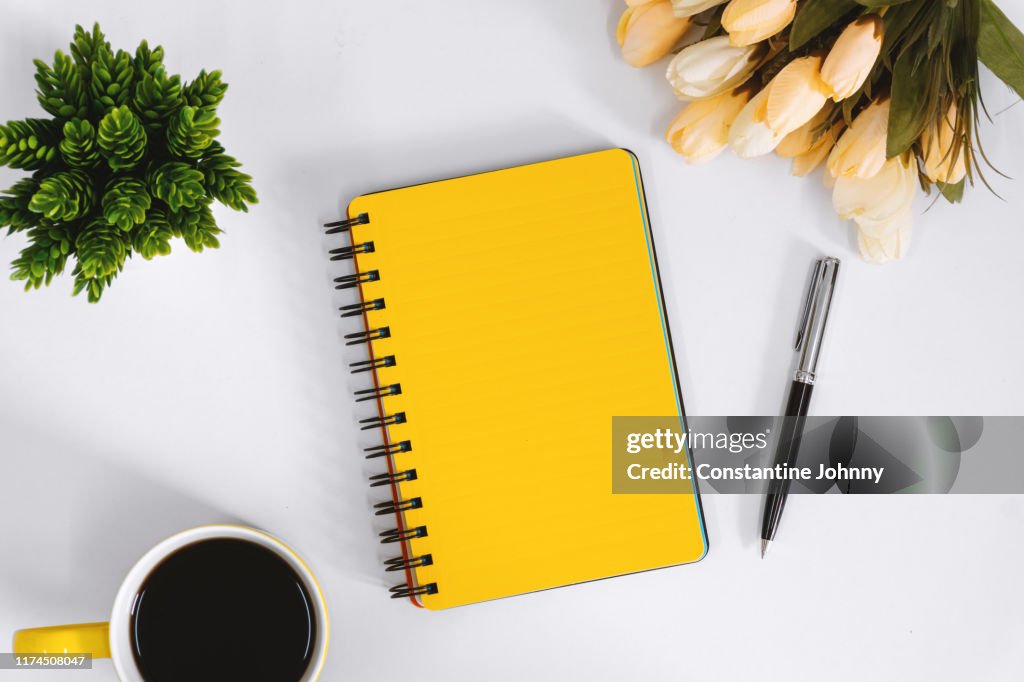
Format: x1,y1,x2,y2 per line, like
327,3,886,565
794,261,823,351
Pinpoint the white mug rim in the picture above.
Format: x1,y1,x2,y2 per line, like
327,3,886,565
109,525,328,682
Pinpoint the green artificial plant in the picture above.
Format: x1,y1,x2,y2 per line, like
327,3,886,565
0,23,257,302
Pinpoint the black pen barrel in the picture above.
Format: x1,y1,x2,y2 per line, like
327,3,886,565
760,379,814,542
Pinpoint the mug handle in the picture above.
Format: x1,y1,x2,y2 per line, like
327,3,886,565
13,623,111,658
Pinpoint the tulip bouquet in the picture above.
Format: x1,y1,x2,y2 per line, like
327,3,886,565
616,0,1024,263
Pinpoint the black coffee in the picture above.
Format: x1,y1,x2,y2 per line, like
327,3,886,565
131,539,317,682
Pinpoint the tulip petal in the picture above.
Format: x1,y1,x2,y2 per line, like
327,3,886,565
827,99,889,179
778,108,839,159
921,101,967,184
666,36,762,99
620,1,692,68
728,85,784,158
666,90,750,163
722,0,797,46
833,153,917,222
765,56,830,136
821,16,883,101
855,205,912,239
857,216,912,264
672,0,729,18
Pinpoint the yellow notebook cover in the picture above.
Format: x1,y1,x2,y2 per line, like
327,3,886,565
344,149,707,609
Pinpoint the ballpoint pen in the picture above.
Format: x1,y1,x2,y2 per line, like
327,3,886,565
760,256,841,558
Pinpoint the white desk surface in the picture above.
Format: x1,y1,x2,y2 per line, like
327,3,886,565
2,2,1023,680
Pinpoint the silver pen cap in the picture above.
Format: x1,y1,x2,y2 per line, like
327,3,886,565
793,257,840,385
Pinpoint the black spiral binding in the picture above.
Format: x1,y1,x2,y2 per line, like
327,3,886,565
335,270,380,291
384,554,433,572
364,440,411,459
379,526,426,543
325,211,439,602
345,327,390,346
369,469,417,487
389,583,439,599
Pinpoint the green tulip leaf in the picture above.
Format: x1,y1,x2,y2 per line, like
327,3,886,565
939,178,965,204
978,0,1024,100
790,0,859,51
887,49,935,158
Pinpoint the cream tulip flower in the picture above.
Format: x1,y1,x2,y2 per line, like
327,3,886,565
618,1,693,68
820,16,883,101
833,153,917,223
666,89,752,163
672,0,729,17
856,210,913,264
855,205,911,240
827,99,889,178
921,102,967,184
764,55,831,136
666,36,764,99
721,0,797,47
728,84,786,158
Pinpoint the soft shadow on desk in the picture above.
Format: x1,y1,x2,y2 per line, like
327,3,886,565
0,422,234,619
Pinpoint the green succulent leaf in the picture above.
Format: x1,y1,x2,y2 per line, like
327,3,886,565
102,177,151,231
169,202,221,252
10,224,76,290
76,218,130,281
5,23,255,302
183,69,228,111
133,68,183,129
60,118,101,168
28,170,94,222
34,50,88,119
70,23,110,80
0,178,42,234
199,144,258,212
72,265,118,303
133,40,165,79
148,161,206,212
133,207,174,259
166,105,220,158
97,105,148,171
0,118,61,170
90,45,134,115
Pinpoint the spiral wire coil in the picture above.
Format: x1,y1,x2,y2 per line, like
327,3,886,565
326,212,438,600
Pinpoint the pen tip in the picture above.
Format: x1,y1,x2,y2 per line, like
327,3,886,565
760,539,771,559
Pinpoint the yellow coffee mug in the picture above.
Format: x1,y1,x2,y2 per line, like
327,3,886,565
13,525,329,681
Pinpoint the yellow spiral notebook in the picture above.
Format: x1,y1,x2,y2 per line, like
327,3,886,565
328,149,707,609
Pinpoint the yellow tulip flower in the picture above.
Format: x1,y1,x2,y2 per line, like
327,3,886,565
777,110,845,176
821,16,884,102
666,89,752,163
721,0,797,47
618,1,693,68
827,99,889,178
764,55,831,136
921,102,967,185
